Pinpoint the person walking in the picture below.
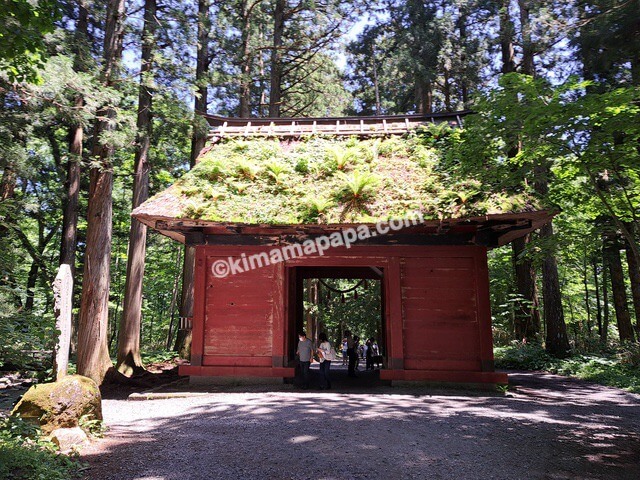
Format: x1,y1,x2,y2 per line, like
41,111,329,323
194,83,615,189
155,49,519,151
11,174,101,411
341,338,348,366
317,332,333,390
345,330,357,378
296,331,313,389
365,338,374,370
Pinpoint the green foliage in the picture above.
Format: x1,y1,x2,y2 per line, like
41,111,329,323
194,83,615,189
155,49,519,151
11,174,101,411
494,343,640,393
334,170,379,218
307,279,382,346
78,415,106,439
0,416,83,479
0,312,56,370
0,0,59,82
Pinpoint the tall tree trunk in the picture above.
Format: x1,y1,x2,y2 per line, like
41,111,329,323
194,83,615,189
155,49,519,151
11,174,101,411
593,258,603,338
117,0,156,376
190,0,210,165
457,4,470,107
534,164,570,356
604,240,635,342
512,234,541,340
499,0,516,74
176,0,210,358
517,0,535,76
602,248,610,343
541,223,571,356
268,0,285,117
583,253,592,336
625,238,640,335
60,0,90,270
239,0,258,117
77,0,126,385
174,245,195,358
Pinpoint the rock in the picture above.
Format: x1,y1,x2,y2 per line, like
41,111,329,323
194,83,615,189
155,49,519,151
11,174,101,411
50,427,89,451
11,375,102,434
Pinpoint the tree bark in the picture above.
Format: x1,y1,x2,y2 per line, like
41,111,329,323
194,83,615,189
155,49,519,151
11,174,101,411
239,0,259,117
512,234,541,340
602,248,610,343
174,245,195,357
117,0,156,376
268,0,285,117
604,241,635,342
541,223,571,356
77,0,125,385
593,259,603,338
625,238,640,335
190,0,210,165
176,0,210,358
517,0,535,76
534,164,570,356
499,0,516,74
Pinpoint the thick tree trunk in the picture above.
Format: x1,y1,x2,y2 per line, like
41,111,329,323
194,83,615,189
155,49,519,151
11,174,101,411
60,0,89,270
238,1,257,117
77,0,125,385
177,0,210,358
517,0,535,76
77,165,116,384
60,116,82,269
190,0,210,165
499,0,516,74
268,0,285,117
117,0,156,376
541,223,571,356
625,240,640,335
174,245,195,357
512,234,541,340
604,241,635,342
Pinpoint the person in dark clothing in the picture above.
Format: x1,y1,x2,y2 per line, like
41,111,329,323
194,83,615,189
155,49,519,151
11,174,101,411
365,338,374,370
345,330,358,378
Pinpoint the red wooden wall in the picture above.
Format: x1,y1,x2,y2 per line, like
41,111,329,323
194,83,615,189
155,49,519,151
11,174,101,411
179,244,507,384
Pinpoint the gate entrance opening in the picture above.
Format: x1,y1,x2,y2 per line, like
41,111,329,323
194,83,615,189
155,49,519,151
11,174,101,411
287,266,386,385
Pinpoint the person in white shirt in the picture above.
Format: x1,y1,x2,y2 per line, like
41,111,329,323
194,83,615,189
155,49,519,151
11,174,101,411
317,332,333,390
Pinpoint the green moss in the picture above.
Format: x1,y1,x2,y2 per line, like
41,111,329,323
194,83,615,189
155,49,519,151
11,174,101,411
168,135,539,225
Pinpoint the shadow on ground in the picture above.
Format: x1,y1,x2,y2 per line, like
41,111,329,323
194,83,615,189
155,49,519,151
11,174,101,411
80,370,640,480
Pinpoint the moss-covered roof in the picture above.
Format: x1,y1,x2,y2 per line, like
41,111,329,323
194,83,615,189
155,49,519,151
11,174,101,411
133,129,538,226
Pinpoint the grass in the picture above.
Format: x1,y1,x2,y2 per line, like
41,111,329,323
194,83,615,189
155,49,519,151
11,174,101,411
162,131,539,225
0,416,85,479
494,342,640,393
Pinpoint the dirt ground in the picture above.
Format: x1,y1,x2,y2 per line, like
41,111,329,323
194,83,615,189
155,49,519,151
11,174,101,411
78,369,640,480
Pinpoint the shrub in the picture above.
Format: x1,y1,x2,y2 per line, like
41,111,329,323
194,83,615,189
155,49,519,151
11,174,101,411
0,416,84,479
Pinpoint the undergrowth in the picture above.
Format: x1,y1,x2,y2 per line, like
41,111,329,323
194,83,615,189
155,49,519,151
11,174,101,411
494,342,640,393
0,416,84,479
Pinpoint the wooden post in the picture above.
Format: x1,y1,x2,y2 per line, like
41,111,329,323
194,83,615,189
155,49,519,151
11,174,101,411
53,265,73,380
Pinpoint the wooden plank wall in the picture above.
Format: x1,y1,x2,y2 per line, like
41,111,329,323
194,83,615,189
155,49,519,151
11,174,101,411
401,254,482,371
202,255,276,367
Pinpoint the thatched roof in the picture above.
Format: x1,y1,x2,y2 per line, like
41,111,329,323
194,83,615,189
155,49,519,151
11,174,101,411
133,113,551,245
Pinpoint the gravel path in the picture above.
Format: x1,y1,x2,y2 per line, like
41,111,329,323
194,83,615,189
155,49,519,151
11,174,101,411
80,371,640,480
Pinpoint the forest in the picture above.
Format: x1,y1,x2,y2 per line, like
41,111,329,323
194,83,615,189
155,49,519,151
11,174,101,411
1,0,639,392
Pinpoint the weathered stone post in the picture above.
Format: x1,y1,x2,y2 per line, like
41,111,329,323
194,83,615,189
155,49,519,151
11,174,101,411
53,264,73,380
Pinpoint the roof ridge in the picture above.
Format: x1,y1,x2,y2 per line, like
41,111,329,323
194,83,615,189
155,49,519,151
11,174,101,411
198,111,471,138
